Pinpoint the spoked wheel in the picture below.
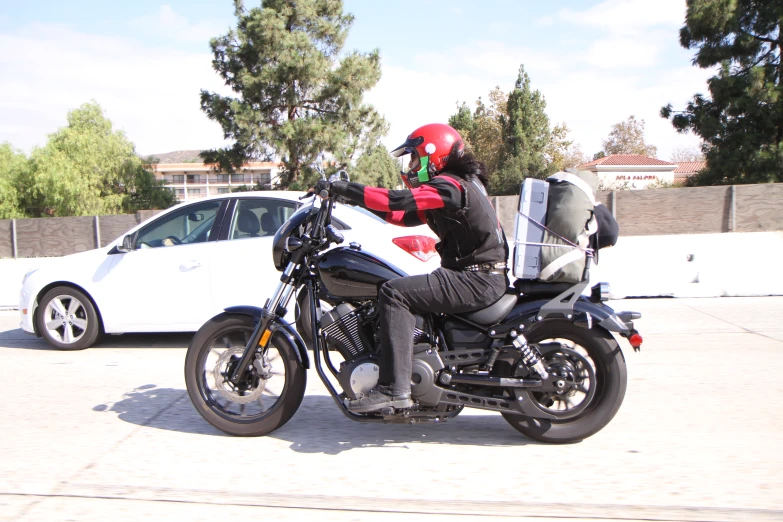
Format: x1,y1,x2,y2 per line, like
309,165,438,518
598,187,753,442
185,313,306,436
500,320,627,443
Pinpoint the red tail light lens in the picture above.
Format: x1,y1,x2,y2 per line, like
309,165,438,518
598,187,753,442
392,235,438,262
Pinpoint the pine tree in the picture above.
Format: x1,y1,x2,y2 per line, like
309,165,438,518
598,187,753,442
661,0,783,185
491,65,552,195
351,144,401,189
200,0,387,189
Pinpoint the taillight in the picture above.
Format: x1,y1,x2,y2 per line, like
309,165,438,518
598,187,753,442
392,235,438,262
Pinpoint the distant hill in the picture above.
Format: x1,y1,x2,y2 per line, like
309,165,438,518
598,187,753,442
143,150,205,164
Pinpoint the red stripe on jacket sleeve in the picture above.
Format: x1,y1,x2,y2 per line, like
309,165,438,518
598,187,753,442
386,211,406,225
411,184,447,210
363,187,391,211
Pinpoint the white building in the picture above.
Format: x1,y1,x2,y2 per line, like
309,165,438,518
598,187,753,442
148,150,281,202
577,154,677,189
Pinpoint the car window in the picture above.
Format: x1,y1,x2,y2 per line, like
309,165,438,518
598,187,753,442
229,198,299,240
136,201,221,249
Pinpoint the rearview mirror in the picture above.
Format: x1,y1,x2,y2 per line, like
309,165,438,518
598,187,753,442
188,213,204,222
329,170,350,183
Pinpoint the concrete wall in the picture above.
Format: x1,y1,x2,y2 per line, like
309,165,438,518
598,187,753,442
2,231,781,309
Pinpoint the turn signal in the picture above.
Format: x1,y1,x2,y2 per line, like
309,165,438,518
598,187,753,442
392,235,438,262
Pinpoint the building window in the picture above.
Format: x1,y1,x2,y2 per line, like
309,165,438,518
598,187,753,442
172,175,184,183
231,174,246,183
174,189,185,197
187,174,201,183
218,188,230,194
188,189,201,196
216,174,230,182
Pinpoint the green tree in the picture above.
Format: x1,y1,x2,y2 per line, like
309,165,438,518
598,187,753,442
601,115,658,157
23,102,175,217
491,65,553,195
351,144,400,189
118,160,178,213
200,0,388,189
661,0,783,185
0,143,29,218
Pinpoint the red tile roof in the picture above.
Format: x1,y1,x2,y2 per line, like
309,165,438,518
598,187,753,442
578,154,676,168
674,161,706,174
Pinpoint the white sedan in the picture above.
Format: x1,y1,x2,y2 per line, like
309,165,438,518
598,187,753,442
19,192,441,350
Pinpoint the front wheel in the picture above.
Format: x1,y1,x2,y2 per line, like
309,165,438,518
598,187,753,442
185,313,306,436
36,286,102,350
500,320,627,443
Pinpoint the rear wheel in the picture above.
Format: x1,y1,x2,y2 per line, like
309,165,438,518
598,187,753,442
185,313,306,436
500,320,627,443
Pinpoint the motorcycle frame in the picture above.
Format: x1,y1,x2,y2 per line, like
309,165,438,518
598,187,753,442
230,195,638,424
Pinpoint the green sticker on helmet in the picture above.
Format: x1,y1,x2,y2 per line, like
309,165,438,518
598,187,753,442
417,156,430,183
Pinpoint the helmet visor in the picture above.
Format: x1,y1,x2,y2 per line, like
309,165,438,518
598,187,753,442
390,135,424,158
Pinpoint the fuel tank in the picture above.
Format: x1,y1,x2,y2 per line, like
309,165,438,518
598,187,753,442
317,246,407,300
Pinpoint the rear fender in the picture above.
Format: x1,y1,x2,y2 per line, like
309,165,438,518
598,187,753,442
499,297,633,336
224,306,310,369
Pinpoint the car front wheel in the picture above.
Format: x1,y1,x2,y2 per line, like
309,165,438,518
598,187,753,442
36,286,102,350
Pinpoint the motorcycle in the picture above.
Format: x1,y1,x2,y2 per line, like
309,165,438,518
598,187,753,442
184,171,643,443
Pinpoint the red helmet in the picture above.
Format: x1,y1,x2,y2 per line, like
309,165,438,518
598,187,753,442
390,123,464,173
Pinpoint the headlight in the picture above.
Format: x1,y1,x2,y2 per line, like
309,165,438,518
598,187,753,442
22,268,40,285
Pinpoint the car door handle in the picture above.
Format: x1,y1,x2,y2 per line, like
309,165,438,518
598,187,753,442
180,260,202,271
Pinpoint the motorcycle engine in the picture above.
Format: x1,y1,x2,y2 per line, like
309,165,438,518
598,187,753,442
320,303,373,359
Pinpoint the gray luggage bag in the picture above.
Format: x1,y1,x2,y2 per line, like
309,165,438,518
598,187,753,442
513,171,599,284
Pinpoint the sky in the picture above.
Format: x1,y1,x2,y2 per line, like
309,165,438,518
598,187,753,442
0,0,712,162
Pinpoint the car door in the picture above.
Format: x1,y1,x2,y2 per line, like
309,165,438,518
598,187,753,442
209,197,299,320
97,200,226,332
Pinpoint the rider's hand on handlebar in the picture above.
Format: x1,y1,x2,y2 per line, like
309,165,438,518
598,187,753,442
314,179,332,198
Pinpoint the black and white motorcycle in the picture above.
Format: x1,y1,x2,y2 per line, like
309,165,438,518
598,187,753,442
184,171,643,443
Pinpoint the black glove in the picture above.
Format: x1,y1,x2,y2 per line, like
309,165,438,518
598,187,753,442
315,179,332,197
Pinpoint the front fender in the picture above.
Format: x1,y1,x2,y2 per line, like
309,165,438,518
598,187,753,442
224,306,310,369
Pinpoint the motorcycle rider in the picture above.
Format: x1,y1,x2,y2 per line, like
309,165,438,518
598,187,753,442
317,123,509,413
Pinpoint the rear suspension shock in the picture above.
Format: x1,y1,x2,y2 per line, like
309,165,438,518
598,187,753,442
510,331,549,380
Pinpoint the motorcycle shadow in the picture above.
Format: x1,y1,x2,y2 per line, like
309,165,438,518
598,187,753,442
94,386,537,452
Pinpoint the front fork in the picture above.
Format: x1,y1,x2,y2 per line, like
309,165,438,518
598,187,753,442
228,262,299,384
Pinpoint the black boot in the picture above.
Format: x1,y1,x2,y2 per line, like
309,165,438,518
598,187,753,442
347,385,412,413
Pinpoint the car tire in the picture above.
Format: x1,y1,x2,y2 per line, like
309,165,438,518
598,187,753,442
36,286,102,350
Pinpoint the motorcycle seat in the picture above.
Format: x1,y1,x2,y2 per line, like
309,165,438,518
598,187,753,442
457,293,518,325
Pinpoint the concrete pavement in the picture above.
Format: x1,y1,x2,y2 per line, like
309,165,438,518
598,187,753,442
0,297,782,521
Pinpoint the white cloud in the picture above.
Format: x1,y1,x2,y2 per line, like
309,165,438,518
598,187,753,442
586,37,662,68
0,23,230,155
130,4,229,44
455,40,567,76
558,0,685,33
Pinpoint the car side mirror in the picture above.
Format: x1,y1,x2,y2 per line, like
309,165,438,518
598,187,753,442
188,213,204,222
117,235,135,253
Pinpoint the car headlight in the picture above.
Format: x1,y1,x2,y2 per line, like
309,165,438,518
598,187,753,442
22,268,40,285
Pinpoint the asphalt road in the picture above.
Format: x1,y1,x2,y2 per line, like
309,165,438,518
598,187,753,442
1,297,781,522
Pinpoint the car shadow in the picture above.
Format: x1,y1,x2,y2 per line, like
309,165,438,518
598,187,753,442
94,385,537,453
0,328,193,350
